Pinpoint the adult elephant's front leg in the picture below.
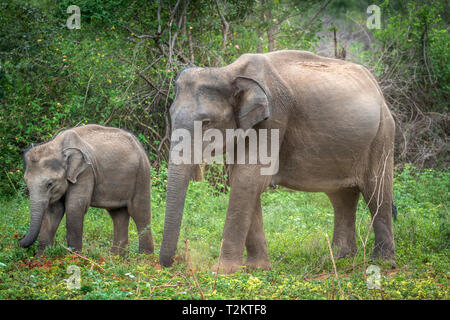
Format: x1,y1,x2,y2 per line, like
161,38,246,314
212,165,270,274
245,200,272,270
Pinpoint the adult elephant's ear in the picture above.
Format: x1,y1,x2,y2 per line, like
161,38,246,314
60,130,95,184
231,76,271,130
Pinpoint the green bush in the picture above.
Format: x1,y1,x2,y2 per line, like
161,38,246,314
370,1,449,112
0,0,448,194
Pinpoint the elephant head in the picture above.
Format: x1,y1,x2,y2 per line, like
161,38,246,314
20,130,95,248
160,55,273,267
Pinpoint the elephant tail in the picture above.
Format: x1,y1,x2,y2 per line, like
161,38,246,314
392,202,398,221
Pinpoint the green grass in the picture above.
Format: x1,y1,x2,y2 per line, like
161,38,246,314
0,164,448,300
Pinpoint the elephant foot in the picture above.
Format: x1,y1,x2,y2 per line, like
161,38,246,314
138,242,154,255
372,245,396,268
36,244,49,257
37,242,51,256
211,260,241,274
244,259,272,271
371,255,397,269
138,232,154,255
35,250,45,258
335,246,357,259
332,239,357,259
138,247,154,255
110,246,128,258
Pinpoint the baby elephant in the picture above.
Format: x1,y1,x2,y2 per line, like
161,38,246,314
20,124,154,256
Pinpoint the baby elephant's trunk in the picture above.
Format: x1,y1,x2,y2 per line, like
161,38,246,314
19,197,48,248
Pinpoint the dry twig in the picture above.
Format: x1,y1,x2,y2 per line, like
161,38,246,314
185,238,205,300
325,234,345,299
63,246,106,273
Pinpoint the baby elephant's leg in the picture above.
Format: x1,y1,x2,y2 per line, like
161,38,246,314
37,201,65,255
65,205,88,252
108,208,130,257
65,182,92,252
128,195,154,254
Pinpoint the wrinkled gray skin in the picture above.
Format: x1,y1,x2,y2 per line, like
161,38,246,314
160,50,396,273
20,124,154,256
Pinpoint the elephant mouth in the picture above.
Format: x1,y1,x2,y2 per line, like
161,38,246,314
49,188,63,203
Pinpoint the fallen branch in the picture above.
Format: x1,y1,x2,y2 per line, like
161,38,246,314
325,234,345,299
63,246,106,273
185,238,205,300
148,284,179,297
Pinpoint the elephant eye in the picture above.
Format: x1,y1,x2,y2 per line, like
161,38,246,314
46,181,54,189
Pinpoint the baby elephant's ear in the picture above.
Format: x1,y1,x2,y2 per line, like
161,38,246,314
61,131,92,184
231,76,271,130
63,148,89,184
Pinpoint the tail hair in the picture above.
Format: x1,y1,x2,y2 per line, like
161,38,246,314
392,203,398,221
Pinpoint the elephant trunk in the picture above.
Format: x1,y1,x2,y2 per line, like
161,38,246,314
159,162,195,267
19,196,48,248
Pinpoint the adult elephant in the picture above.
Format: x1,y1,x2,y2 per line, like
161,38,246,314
160,50,396,273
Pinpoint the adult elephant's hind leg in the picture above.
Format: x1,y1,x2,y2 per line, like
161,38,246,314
360,104,396,264
360,162,395,262
326,188,360,258
244,199,272,270
108,208,130,257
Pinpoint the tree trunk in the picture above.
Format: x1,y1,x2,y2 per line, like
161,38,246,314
266,7,275,52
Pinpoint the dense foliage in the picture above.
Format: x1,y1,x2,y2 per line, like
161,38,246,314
1,0,447,195
359,1,449,167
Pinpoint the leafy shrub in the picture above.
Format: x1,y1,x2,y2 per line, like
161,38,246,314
354,1,449,168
